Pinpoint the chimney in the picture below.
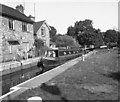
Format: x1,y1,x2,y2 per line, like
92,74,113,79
16,4,24,14
28,15,35,22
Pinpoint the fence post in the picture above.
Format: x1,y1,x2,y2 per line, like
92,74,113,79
82,54,85,61
93,50,96,54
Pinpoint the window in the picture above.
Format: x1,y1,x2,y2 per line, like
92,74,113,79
8,41,20,45
9,19,14,30
8,41,20,53
9,46,12,53
41,27,46,36
22,22,27,32
43,40,46,46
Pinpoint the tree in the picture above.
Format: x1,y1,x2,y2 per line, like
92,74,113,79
62,35,79,47
67,19,104,47
67,26,76,38
34,38,50,57
34,38,44,49
51,34,80,48
118,32,120,48
104,29,118,44
74,19,93,35
50,26,57,39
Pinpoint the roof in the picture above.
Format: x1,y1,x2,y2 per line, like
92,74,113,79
33,20,45,34
0,3,34,24
33,20,51,34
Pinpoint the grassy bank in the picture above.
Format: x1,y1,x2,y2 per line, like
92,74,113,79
13,48,119,101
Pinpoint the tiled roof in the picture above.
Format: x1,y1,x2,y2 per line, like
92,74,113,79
0,3,34,23
33,20,45,34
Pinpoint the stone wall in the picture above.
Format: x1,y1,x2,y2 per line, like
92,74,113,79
0,16,34,62
0,57,40,95
0,30,2,63
37,23,50,47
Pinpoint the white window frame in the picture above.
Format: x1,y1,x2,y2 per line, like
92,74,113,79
9,45,12,53
43,40,46,46
27,24,29,32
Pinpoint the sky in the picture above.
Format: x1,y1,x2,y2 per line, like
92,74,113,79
1,0,118,34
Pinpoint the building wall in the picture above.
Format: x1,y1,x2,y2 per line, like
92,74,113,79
36,23,50,47
0,30,2,63
0,16,34,62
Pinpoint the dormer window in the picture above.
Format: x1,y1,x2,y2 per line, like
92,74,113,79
41,27,46,36
22,22,27,32
9,19,14,30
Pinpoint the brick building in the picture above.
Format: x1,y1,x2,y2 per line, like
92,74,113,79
0,4,34,62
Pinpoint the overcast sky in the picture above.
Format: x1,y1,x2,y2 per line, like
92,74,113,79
1,0,118,34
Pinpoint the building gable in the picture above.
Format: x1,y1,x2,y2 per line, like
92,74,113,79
33,20,50,47
33,20,51,34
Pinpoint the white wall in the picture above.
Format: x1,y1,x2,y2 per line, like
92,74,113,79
37,22,50,47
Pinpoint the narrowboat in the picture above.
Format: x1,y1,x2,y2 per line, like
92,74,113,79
39,48,84,72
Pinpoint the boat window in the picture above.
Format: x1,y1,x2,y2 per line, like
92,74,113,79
64,52,66,55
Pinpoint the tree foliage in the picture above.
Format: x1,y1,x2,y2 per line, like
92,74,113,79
74,19,93,35
67,26,76,38
118,32,120,48
50,26,57,39
103,29,118,44
51,34,80,48
49,19,119,49
34,38,44,49
67,19,104,47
